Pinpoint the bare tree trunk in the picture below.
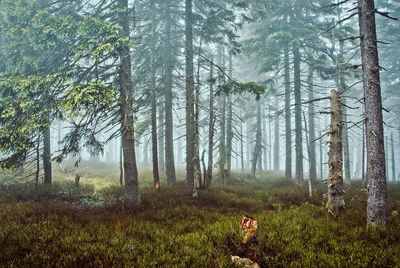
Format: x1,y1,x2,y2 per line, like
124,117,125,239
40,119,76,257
303,112,312,198
35,135,40,190
251,100,262,176
246,118,251,170
150,0,160,190
273,108,280,172
218,48,226,183
206,59,215,188
118,0,139,206
119,137,123,186
158,105,165,172
164,0,176,184
362,117,366,184
358,0,387,225
342,97,351,184
226,53,233,180
43,126,52,184
293,43,303,186
319,130,323,179
284,47,292,180
307,65,316,182
326,90,345,213
392,132,396,182
240,112,244,173
185,0,196,196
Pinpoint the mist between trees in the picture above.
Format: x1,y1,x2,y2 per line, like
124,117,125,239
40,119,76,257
0,0,399,226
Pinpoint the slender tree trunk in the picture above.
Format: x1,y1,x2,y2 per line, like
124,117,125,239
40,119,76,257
35,135,40,190
284,47,292,180
263,115,268,171
273,108,280,172
362,117,366,184
240,111,244,173
246,114,251,170
342,97,351,184
319,130,323,179
185,0,196,196
303,112,312,198
150,0,160,189
206,59,215,188
385,136,388,180
326,90,345,212
120,137,123,186
43,126,52,184
226,53,233,180
164,0,176,184
293,42,303,186
251,100,262,176
358,0,387,225
158,105,165,172
218,48,226,182
118,0,139,206
268,106,272,171
307,65,316,182
393,131,397,182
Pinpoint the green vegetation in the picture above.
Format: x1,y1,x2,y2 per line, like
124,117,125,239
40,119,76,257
1,168,400,267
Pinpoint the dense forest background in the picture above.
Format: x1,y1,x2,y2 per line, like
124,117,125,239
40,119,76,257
0,0,400,267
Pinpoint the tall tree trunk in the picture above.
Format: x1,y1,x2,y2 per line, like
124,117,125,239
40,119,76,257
164,0,176,184
342,97,351,184
150,0,160,189
226,53,233,180
326,90,345,212
358,0,387,225
307,65,316,182
284,47,292,180
319,130,323,179
268,105,272,171
35,135,40,190
119,137,123,186
43,126,52,184
206,59,215,188
362,117,366,184
246,114,251,170
158,105,165,172
293,42,303,186
240,110,244,172
185,0,196,196
392,132,396,182
118,0,139,206
273,107,280,172
218,48,226,182
263,113,268,171
251,100,262,176
194,39,203,188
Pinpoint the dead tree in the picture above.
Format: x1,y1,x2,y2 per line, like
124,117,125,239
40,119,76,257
326,90,345,213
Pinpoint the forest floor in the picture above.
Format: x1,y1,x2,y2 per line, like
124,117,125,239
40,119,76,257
1,162,400,267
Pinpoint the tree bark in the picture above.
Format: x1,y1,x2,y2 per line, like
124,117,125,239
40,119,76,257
226,53,233,180
273,107,280,172
185,0,196,196
118,0,139,206
392,131,396,181
43,126,52,184
251,100,262,176
326,90,345,212
164,0,176,184
158,104,165,172
307,65,316,182
293,42,303,186
218,48,226,182
284,47,292,180
206,59,215,188
150,0,160,190
358,0,387,225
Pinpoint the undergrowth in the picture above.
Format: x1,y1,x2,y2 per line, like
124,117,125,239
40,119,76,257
1,168,400,267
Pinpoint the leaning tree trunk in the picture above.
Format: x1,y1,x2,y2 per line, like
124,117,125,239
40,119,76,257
251,100,262,176
326,90,345,213
284,47,292,180
206,59,215,188
185,0,196,196
118,0,139,206
293,42,303,186
43,126,52,184
358,0,387,225
150,0,160,190
164,0,176,184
